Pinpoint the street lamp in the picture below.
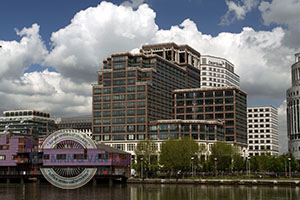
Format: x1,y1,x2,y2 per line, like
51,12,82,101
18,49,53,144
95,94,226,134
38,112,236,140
140,157,144,179
214,157,218,175
247,157,251,179
191,157,194,178
288,157,291,178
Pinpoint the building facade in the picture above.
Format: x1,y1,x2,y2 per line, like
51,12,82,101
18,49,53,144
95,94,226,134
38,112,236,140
92,44,200,145
200,55,240,88
287,53,300,160
247,106,279,156
92,43,246,155
56,115,92,137
173,87,247,147
0,110,57,137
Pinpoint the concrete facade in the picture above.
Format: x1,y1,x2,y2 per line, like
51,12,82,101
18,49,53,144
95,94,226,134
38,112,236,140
247,106,279,156
287,53,300,160
200,55,240,88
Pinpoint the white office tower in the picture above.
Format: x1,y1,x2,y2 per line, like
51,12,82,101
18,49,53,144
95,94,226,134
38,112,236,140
247,106,279,156
287,53,300,160
200,55,240,88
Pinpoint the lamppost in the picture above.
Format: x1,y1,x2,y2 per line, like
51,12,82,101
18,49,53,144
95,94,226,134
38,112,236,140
288,157,291,178
191,157,194,178
285,158,287,177
247,157,251,179
140,157,144,179
214,157,218,175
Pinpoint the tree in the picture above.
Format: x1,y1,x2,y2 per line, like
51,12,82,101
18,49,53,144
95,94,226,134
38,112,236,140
134,140,158,178
160,137,199,175
209,142,240,171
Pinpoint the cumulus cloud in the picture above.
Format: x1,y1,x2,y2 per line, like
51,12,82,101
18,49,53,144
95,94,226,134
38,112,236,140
0,70,92,117
154,19,292,101
0,24,48,80
278,100,288,154
221,0,260,25
1,1,297,152
45,1,157,83
259,0,300,49
121,0,145,9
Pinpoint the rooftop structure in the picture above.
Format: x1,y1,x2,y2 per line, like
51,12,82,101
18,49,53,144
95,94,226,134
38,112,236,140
56,115,92,137
0,110,57,137
200,55,240,88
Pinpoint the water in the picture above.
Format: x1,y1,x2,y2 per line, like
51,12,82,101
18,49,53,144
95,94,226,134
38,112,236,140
0,183,299,200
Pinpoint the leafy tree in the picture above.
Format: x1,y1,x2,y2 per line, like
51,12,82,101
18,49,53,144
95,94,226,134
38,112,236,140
209,142,240,171
134,140,158,178
160,137,199,175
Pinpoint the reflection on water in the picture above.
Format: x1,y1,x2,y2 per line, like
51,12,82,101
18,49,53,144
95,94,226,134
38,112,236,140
0,183,300,200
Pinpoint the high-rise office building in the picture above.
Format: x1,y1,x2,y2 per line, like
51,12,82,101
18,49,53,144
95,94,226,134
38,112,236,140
287,53,300,160
247,106,279,156
92,44,200,151
173,87,247,147
92,43,247,154
200,55,240,88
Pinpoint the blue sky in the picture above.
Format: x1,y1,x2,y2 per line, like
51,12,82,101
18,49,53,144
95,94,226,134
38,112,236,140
1,0,300,153
0,0,274,46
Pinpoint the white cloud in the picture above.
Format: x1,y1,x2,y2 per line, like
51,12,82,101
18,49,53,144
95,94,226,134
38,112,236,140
278,100,288,154
1,1,297,153
259,0,300,49
45,1,157,83
0,24,48,80
221,0,260,25
0,70,92,117
121,0,145,9
154,19,292,101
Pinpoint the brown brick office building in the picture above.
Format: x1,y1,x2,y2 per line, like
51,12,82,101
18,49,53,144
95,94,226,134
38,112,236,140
173,87,247,146
92,43,247,153
92,44,201,146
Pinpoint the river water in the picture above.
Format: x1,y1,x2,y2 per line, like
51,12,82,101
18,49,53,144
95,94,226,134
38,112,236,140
0,183,299,200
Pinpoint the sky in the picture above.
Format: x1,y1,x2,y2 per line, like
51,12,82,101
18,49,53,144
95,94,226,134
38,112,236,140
1,0,300,153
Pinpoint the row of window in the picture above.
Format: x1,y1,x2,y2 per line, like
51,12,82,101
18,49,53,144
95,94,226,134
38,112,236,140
249,140,271,144
248,119,271,123
248,108,271,112
94,134,145,141
248,113,270,118
249,129,271,133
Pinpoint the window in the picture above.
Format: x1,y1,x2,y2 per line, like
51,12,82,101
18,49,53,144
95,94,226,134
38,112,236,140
0,155,6,160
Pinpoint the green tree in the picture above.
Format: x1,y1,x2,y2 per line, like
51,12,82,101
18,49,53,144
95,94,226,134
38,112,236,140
134,140,158,178
209,142,240,171
160,137,199,175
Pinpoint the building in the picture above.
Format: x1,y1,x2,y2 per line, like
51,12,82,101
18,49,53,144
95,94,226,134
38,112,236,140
200,55,240,88
140,43,201,88
287,53,300,160
247,106,279,156
0,133,40,175
0,110,57,137
92,43,247,155
92,44,200,146
173,87,247,149
56,115,92,137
